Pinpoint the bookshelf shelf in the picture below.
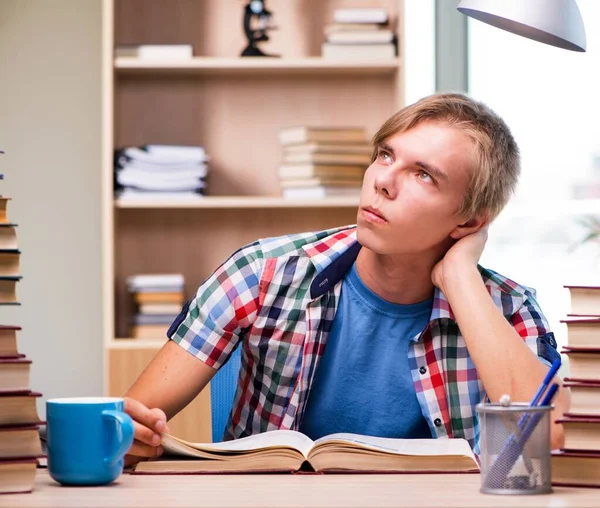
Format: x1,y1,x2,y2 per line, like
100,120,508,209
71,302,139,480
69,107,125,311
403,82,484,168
115,57,401,76
115,196,360,209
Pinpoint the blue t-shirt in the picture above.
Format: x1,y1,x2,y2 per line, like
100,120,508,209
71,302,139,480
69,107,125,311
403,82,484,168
300,262,433,440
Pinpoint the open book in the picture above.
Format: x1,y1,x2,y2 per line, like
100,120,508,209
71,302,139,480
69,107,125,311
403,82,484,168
133,430,480,474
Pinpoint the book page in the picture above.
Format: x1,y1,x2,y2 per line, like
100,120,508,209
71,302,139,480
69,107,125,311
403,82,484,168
163,430,315,458
314,433,475,458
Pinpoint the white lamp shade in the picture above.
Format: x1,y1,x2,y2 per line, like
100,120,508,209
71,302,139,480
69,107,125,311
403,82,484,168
457,0,587,52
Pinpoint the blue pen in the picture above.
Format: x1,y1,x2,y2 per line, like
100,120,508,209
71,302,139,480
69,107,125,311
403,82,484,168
530,358,562,407
484,383,560,490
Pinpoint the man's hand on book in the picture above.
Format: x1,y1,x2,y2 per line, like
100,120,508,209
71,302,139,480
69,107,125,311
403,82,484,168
123,397,170,467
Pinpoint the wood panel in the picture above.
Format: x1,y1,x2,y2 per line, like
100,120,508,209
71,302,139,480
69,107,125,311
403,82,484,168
114,206,356,337
115,74,394,196
108,347,212,442
115,0,402,58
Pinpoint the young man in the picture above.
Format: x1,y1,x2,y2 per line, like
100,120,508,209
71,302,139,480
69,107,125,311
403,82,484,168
123,93,568,466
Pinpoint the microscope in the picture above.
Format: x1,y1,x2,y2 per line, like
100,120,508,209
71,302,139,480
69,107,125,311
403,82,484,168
240,0,279,57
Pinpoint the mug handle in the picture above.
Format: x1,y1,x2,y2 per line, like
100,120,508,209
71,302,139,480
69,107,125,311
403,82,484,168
102,409,135,468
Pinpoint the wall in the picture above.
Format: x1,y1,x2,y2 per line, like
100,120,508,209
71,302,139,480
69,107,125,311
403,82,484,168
0,0,103,417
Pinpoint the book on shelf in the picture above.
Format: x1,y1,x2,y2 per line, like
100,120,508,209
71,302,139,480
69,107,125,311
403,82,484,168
563,379,600,417
278,127,366,146
133,430,479,475
326,30,395,45
333,8,388,25
127,274,184,291
0,276,21,305
283,142,372,155
322,42,396,60
0,250,20,277
565,285,600,316
560,316,600,349
0,224,18,250
551,451,600,488
0,358,31,393
130,324,170,340
556,416,600,452
0,326,21,358
561,347,600,381
282,151,371,166
278,164,366,180
324,23,383,34
117,190,205,203
138,303,182,315
283,186,361,200
115,44,193,60
135,292,185,305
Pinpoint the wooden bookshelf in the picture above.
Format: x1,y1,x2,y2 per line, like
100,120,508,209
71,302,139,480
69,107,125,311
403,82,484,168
115,56,401,75
115,195,360,209
102,0,406,442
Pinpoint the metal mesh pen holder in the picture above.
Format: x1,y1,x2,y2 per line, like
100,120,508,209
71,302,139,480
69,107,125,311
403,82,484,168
476,402,553,495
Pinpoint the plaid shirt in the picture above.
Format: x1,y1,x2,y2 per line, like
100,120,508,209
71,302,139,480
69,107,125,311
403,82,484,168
169,225,560,449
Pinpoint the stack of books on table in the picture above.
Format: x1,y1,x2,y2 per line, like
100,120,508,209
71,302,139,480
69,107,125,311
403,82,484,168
114,145,208,202
277,127,371,199
551,285,600,488
322,8,396,60
0,155,44,495
127,274,185,339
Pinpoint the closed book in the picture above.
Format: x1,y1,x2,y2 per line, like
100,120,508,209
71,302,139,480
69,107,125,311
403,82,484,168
278,127,366,146
0,326,20,358
565,285,600,317
282,151,371,166
0,458,37,494
0,250,20,277
133,314,178,326
283,142,372,155
322,42,396,60
115,44,193,60
278,164,366,180
0,276,21,305
127,273,184,290
134,292,185,305
561,316,600,349
134,430,479,474
327,30,394,44
0,426,43,460
139,303,182,315
0,358,31,393
563,379,600,417
0,392,43,427
561,347,600,381
0,225,17,251
130,324,169,340
556,416,600,452
283,186,361,199
552,450,600,488
324,23,383,34
333,8,388,24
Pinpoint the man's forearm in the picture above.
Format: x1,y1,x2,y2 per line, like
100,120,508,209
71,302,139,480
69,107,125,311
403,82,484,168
442,263,570,448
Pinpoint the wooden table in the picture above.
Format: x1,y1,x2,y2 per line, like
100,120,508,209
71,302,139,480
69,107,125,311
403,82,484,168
2,471,598,508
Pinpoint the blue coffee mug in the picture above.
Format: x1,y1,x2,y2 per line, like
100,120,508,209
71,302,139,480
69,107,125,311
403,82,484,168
46,397,134,486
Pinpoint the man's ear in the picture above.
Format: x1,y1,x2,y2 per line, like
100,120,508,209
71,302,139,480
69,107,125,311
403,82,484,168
449,212,490,240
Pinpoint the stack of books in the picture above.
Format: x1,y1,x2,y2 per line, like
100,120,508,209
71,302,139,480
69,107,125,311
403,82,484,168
277,127,371,199
551,285,600,488
322,8,396,60
0,154,44,495
114,145,208,202
127,274,185,339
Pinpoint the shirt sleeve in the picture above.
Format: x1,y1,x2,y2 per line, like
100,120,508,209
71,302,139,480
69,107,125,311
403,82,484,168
510,288,561,368
167,240,264,370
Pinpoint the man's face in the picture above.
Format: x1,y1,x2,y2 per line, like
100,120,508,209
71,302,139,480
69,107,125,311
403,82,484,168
357,120,477,255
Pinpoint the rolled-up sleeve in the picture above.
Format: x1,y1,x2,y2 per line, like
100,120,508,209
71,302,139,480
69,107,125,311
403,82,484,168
510,289,561,367
168,241,264,370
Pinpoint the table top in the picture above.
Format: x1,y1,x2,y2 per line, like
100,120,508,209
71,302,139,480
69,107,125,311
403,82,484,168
2,471,597,508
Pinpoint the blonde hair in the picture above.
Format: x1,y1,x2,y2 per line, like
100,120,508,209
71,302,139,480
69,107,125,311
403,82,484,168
371,92,520,220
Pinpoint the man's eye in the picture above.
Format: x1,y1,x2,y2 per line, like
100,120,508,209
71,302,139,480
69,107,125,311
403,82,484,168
418,170,433,182
378,150,392,163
